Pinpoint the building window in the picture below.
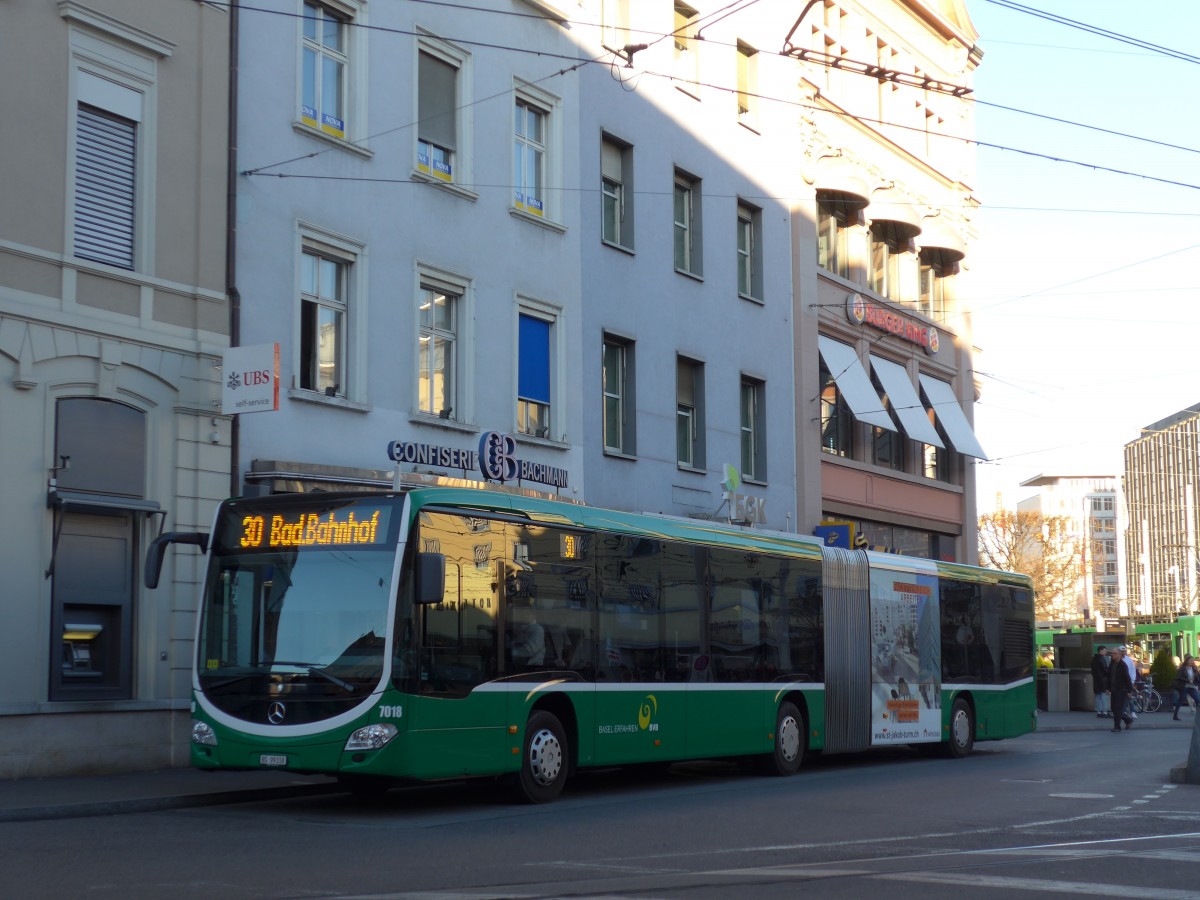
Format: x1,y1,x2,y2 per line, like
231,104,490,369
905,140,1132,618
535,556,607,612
299,248,347,397
872,425,903,471
418,285,457,419
817,195,859,281
601,135,634,249
740,376,766,481
870,373,903,470
677,357,705,469
673,3,700,95
919,250,956,321
75,104,137,270
870,221,915,302
736,41,758,127
737,201,763,300
514,98,545,217
922,408,950,479
819,358,852,457
518,309,555,438
417,36,469,185
603,336,635,455
300,2,349,140
512,80,561,221
674,171,702,276
64,0,165,273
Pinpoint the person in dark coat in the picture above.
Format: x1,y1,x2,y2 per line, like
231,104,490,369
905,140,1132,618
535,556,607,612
1090,644,1111,718
1108,645,1135,732
1171,655,1200,720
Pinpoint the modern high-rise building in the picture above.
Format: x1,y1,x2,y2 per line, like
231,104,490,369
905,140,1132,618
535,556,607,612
1123,404,1200,621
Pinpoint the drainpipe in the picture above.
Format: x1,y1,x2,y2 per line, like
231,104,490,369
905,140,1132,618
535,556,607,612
226,0,241,498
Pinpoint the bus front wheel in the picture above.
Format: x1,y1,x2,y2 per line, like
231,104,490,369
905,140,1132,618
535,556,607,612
760,701,805,776
516,710,569,803
946,698,974,759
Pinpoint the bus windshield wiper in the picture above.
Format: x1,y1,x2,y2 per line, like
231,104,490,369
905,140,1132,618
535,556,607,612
201,673,261,691
268,661,358,693
307,666,357,693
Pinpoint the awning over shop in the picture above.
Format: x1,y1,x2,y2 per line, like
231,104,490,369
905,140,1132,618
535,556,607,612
869,355,943,447
47,489,162,515
918,374,987,459
818,336,895,431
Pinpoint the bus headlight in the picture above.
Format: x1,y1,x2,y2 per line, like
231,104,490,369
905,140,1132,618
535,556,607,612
192,720,218,746
345,723,397,751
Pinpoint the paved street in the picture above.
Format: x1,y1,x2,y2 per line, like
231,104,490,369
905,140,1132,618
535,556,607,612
1,709,1197,899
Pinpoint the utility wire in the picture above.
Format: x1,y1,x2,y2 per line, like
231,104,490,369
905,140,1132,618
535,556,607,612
982,0,1200,65
226,1,1200,187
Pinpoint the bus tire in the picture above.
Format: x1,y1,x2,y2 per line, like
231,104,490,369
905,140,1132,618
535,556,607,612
761,701,805,776
516,710,568,803
946,697,974,759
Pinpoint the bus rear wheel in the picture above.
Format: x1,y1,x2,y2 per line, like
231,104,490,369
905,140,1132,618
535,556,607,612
946,697,974,758
760,701,805,776
516,710,569,803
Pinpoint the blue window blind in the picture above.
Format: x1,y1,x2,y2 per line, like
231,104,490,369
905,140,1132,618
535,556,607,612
518,314,550,403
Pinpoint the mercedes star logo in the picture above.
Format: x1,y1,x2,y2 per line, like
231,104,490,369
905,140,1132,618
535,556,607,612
267,701,287,725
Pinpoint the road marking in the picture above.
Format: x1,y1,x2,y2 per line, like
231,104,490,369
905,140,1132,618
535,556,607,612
876,871,1200,898
1049,793,1113,799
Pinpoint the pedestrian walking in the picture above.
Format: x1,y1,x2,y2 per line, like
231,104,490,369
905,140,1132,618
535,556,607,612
1121,647,1140,720
1109,645,1135,732
1091,644,1112,718
1172,655,1200,720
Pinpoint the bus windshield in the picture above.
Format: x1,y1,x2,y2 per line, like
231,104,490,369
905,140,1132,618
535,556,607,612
196,494,403,721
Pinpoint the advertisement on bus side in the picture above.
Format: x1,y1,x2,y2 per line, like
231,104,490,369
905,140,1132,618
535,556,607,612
870,560,942,745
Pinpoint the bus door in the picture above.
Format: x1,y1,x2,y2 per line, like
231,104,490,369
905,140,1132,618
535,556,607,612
404,511,508,778
505,522,597,765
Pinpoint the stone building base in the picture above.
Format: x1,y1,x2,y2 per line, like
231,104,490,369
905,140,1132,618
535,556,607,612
0,706,191,780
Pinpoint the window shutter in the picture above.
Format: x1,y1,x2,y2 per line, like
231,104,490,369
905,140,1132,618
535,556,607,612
75,104,136,269
418,51,457,151
601,140,622,182
518,314,551,404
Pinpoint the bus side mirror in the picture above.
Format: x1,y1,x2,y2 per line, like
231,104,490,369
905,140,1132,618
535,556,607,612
414,552,446,605
144,532,209,589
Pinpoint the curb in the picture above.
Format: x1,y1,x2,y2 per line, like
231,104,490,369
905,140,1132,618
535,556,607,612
0,781,341,823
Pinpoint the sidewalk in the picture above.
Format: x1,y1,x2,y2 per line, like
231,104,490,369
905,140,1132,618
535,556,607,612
1,710,1194,822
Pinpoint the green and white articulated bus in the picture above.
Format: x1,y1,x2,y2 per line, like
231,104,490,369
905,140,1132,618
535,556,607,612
145,483,1037,803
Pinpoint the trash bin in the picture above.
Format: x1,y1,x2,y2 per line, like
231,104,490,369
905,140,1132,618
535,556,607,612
1046,670,1069,712
1069,669,1093,711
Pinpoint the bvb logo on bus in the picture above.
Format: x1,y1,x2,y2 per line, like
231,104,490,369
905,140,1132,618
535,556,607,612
638,695,659,732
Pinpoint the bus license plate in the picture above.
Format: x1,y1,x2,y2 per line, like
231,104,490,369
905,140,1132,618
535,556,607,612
259,754,287,767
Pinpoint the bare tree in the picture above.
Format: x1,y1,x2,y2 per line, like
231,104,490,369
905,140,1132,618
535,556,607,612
977,510,1085,621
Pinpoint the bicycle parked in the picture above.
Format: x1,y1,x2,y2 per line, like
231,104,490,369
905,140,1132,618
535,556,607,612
1130,681,1162,714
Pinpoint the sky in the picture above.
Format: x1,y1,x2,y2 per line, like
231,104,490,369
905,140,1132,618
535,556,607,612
960,0,1200,512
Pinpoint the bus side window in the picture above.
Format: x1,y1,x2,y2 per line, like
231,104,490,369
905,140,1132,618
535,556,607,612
597,533,663,682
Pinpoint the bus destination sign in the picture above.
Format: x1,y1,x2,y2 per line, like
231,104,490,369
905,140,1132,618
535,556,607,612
236,507,391,550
